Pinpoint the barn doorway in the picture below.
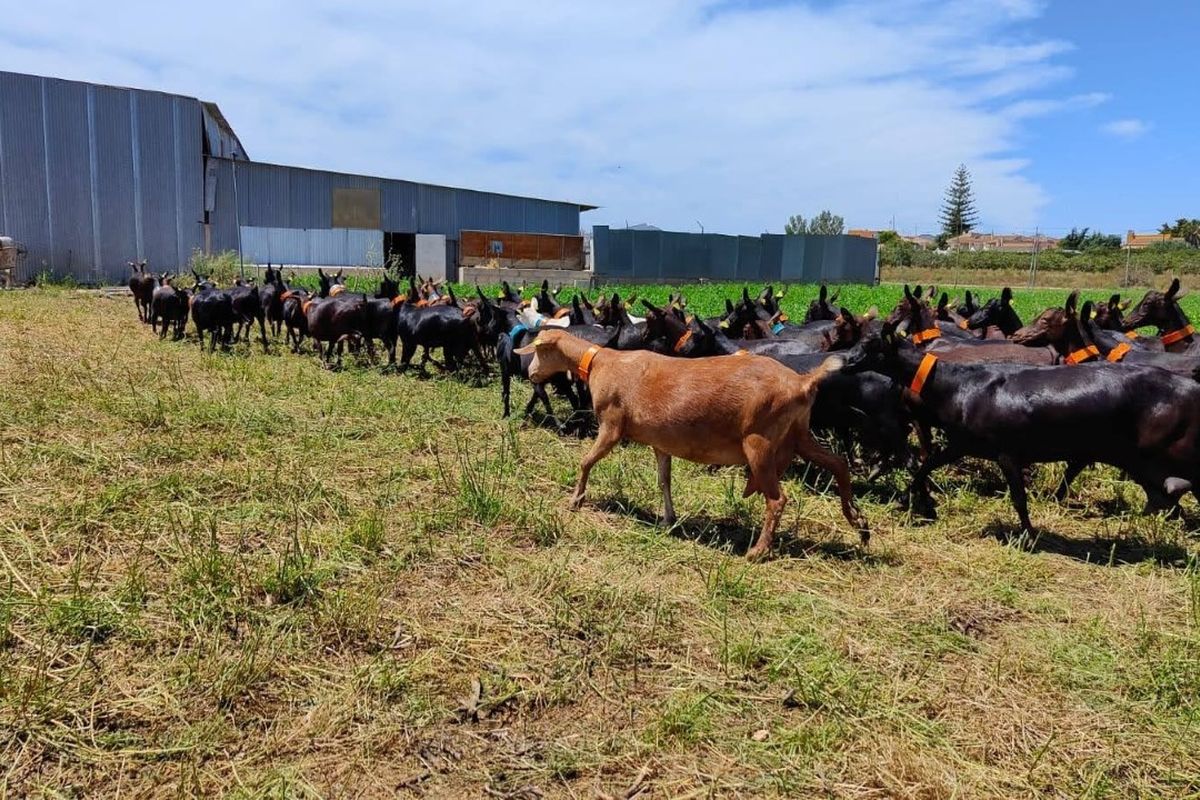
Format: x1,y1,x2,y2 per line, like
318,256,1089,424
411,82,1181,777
384,232,416,277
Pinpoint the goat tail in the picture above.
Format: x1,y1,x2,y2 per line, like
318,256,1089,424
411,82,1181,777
808,354,845,384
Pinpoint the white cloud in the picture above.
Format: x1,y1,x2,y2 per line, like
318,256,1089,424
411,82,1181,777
1003,92,1108,120
0,0,1090,233
1101,118,1151,140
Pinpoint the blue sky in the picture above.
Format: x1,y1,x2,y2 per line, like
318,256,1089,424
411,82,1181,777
0,0,1194,237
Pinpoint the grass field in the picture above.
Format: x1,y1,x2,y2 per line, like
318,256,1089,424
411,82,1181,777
2,284,1200,798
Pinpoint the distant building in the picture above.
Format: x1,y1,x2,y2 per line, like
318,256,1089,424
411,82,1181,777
1126,230,1174,249
948,232,1058,253
902,234,939,249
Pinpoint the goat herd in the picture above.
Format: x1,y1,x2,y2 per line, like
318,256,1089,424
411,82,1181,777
125,259,1200,559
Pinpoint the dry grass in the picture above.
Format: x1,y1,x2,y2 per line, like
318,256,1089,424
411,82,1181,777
2,288,1200,798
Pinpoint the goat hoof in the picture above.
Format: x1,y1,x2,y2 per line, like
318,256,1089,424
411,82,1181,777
745,546,770,562
662,515,677,528
910,494,937,521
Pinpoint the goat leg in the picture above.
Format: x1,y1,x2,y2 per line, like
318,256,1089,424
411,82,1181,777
1054,460,1089,502
796,432,869,544
570,421,622,510
655,449,676,526
997,454,1036,535
907,443,964,521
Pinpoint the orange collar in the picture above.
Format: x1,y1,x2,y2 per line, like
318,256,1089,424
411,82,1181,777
329,285,346,297
576,345,601,382
909,353,938,396
391,294,407,307
1125,329,1139,339
1065,345,1099,364
1106,342,1132,363
732,349,749,356
1160,324,1194,346
957,318,969,330
553,307,572,319
910,327,942,345
414,299,430,308
673,329,693,353
280,290,295,301
302,299,315,315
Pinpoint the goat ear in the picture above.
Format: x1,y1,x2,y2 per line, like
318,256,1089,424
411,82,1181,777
1080,301,1094,324
640,298,662,314
1066,291,1079,314
913,285,923,300
830,289,840,303
541,279,550,292
1119,298,1131,310
938,292,948,310
964,290,973,305
903,284,914,301
1001,287,1013,305
725,298,735,315
1108,293,1120,308
819,285,827,302
1168,277,1181,298
742,287,752,304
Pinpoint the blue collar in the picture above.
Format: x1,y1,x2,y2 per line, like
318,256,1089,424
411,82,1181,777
772,322,786,335
510,324,529,341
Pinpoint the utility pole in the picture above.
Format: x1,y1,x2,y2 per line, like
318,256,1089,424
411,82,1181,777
1124,239,1132,287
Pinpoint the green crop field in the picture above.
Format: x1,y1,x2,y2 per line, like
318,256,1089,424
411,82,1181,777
2,283,1199,798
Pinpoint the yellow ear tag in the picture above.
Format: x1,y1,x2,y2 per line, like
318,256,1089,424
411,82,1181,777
1091,310,1098,319
719,320,730,329
898,329,908,338
775,292,784,299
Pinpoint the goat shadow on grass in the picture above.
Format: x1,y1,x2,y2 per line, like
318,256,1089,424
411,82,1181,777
981,521,1191,568
593,499,888,564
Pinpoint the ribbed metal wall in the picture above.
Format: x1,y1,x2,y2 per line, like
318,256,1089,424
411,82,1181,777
592,226,879,285
0,71,205,283
208,158,582,252
240,226,383,267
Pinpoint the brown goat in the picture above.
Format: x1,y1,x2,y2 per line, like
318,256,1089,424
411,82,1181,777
516,330,869,559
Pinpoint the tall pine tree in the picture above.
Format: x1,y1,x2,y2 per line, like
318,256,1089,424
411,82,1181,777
939,164,979,237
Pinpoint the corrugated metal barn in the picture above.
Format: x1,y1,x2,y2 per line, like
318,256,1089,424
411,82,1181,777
592,225,879,285
0,71,591,283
